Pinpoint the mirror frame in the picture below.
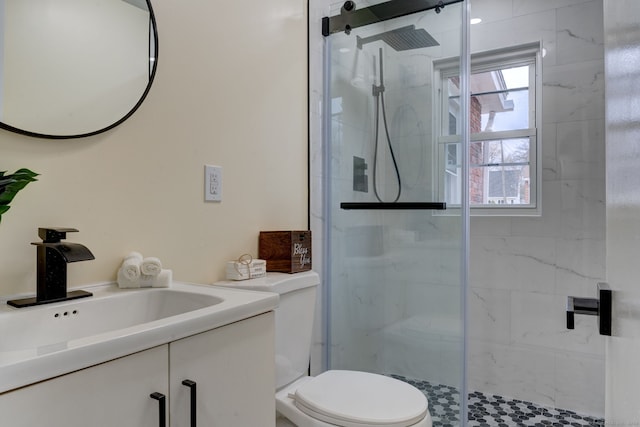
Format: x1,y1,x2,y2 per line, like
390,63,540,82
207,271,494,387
0,0,159,140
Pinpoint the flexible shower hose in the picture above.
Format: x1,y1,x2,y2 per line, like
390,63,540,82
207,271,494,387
372,54,402,203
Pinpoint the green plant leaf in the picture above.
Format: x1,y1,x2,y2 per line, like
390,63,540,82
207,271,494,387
0,192,17,205
0,169,38,220
13,168,39,178
0,178,16,188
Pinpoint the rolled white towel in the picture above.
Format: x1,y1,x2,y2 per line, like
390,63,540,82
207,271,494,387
117,267,140,288
138,274,158,288
121,255,142,281
141,257,162,276
138,270,172,288
151,269,172,288
124,251,143,262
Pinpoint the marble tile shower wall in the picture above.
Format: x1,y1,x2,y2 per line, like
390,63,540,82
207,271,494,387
309,0,605,418
468,0,605,417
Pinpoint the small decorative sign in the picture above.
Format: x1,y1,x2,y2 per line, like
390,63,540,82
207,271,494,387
259,231,312,273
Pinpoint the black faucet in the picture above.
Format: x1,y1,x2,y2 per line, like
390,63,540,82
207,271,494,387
7,227,95,308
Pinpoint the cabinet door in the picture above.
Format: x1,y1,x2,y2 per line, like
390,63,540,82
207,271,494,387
170,312,276,427
0,345,169,427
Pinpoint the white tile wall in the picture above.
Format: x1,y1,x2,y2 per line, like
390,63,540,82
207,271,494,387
310,0,606,417
542,60,605,124
468,0,605,416
555,351,605,416
556,1,604,65
468,340,557,407
468,287,511,343
512,0,593,17
556,119,605,181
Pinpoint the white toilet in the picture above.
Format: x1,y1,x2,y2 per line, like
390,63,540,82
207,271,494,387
216,271,432,427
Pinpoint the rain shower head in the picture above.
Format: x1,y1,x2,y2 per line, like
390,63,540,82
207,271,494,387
356,25,439,51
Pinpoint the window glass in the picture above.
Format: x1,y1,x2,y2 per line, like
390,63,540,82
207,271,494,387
471,88,529,131
469,138,531,205
476,164,530,205
437,46,539,213
471,138,531,166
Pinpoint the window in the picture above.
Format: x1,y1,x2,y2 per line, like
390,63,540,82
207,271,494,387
435,43,542,215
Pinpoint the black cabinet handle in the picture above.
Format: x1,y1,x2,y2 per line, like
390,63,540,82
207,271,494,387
150,392,166,427
182,379,197,427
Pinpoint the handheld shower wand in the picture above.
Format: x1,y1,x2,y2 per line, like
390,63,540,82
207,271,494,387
372,48,402,203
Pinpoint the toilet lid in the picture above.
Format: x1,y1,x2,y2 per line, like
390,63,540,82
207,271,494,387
293,370,428,427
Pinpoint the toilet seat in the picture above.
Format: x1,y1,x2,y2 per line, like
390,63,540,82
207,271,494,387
291,370,428,427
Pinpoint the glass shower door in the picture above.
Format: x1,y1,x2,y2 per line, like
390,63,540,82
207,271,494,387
324,2,466,426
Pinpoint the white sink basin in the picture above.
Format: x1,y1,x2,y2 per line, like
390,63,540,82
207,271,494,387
0,282,278,393
0,289,223,352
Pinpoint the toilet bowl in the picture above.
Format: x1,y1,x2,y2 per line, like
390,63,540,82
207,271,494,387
215,271,432,427
276,372,432,427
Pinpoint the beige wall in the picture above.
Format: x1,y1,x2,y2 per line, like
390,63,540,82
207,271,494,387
0,0,308,296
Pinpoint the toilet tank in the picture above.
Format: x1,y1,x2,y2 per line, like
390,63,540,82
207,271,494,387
214,271,320,389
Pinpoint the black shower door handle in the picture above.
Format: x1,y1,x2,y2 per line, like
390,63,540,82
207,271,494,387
566,282,612,336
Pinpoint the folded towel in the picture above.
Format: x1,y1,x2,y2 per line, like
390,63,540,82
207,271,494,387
138,269,172,288
117,267,140,288
124,251,143,261
138,273,158,288
141,257,163,276
151,269,172,288
121,256,142,281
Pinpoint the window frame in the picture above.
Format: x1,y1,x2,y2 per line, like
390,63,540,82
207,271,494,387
434,42,543,216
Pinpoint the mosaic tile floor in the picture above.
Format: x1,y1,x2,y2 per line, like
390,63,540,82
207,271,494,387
390,375,604,427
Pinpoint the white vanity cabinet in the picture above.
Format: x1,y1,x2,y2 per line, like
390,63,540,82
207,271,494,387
0,312,275,427
0,345,169,427
169,312,275,427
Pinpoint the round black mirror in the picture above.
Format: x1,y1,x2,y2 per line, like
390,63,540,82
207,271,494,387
0,0,159,139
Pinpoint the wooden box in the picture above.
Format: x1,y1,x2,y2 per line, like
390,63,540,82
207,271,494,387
259,231,312,273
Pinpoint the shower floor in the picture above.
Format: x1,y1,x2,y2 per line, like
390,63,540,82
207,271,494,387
390,375,604,427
